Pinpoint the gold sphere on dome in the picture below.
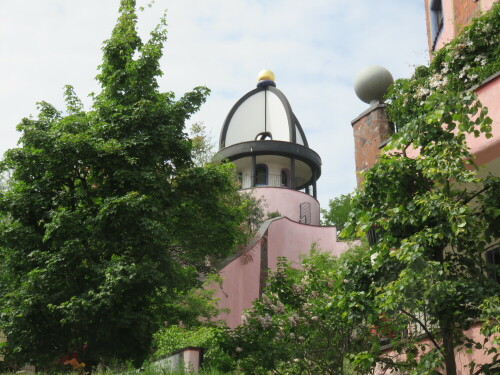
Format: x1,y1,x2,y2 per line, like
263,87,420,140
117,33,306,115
257,69,275,82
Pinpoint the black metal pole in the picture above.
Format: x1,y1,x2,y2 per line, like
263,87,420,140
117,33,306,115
252,154,257,187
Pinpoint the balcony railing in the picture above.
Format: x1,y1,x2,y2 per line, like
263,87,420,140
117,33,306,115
239,174,307,190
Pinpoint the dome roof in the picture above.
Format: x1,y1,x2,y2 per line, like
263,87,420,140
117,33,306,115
219,85,308,149
214,71,322,197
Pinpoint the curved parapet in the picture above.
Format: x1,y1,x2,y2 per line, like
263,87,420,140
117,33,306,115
212,217,355,328
246,187,321,226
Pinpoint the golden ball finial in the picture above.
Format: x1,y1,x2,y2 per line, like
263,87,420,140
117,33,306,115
257,69,275,82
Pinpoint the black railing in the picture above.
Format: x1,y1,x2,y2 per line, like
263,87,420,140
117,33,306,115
240,174,307,190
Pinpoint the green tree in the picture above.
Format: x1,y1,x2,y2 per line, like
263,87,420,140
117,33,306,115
189,122,216,167
0,0,252,369
346,6,500,375
321,193,354,235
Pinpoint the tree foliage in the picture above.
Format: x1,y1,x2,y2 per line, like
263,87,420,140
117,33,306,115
321,193,354,236
345,5,500,375
0,0,253,369
189,122,216,167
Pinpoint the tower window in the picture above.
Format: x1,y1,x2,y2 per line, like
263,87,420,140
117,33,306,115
255,132,273,141
281,169,289,187
299,202,311,225
430,0,444,50
255,164,268,185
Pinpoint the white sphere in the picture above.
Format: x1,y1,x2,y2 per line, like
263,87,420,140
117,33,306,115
354,65,394,105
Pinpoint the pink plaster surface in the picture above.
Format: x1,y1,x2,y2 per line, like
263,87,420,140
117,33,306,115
213,242,262,328
246,187,321,225
469,74,500,165
435,0,455,51
212,217,353,328
433,0,497,52
266,217,352,269
183,349,201,373
481,0,497,12
454,323,499,374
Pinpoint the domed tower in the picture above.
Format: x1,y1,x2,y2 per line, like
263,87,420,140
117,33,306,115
213,70,322,225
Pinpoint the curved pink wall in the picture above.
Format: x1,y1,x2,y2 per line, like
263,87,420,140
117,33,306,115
245,187,321,225
266,218,351,269
212,217,353,328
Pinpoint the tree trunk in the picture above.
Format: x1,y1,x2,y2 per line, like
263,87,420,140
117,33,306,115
441,323,457,375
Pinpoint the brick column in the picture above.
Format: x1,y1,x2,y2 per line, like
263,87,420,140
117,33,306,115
351,103,393,187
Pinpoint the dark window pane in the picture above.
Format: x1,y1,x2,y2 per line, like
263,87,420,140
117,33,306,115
486,247,500,283
256,164,267,185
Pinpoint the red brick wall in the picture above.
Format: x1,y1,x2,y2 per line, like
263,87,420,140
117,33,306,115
453,0,481,34
352,105,393,186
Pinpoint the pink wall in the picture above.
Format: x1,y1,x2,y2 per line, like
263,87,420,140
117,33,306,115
247,187,320,225
481,0,498,12
430,0,497,53
266,218,351,269
213,242,262,328
468,74,500,165
213,217,353,328
183,348,202,373
435,0,456,50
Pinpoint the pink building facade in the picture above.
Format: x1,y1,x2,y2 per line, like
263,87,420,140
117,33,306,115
424,0,498,52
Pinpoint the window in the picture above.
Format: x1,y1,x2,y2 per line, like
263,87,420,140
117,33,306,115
281,169,289,187
430,0,444,50
486,247,500,283
299,202,311,225
255,164,268,185
255,131,272,141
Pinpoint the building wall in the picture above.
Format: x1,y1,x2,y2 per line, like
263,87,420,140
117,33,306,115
247,187,321,225
469,74,500,165
214,241,263,328
425,0,499,53
453,0,481,34
351,104,392,185
266,218,350,270
213,217,352,328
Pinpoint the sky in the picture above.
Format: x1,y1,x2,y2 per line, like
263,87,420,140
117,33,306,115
0,0,430,209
